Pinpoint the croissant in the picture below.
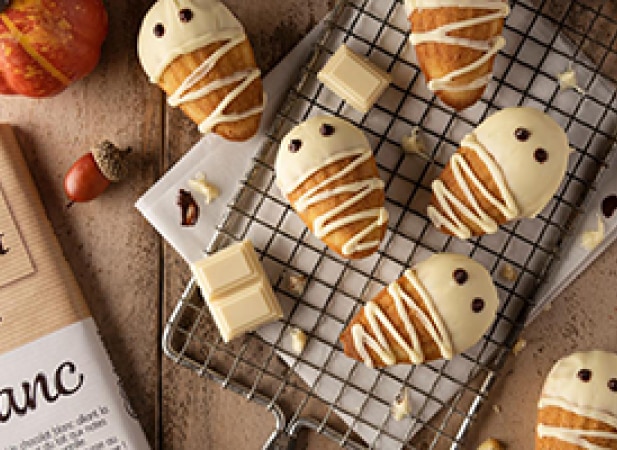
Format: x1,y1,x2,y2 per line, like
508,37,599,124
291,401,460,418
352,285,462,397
405,0,510,110
428,107,572,240
536,351,617,449
275,116,389,260
340,253,498,367
138,0,264,141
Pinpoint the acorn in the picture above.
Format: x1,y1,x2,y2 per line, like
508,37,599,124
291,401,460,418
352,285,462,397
64,141,131,206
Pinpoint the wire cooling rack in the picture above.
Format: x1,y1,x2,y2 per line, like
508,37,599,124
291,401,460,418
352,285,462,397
163,0,617,448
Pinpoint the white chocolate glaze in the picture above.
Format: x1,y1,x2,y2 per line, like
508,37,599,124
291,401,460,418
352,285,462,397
428,107,572,239
138,0,264,134
351,253,498,367
276,116,389,257
405,0,509,93
537,351,617,449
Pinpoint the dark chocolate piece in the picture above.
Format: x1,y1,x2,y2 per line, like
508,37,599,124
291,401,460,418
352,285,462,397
0,0,10,13
577,368,592,382
179,8,193,22
453,268,468,285
178,190,199,227
515,127,531,141
609,378,617,392
534,148,548,163
289,139,302,153
320,124,335,136
471,298,484,313
154,23,165,38
602,195,617,218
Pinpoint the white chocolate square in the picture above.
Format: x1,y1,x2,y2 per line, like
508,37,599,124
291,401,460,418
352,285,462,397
318,45,392,113
191,241,283,342
191,240,258,297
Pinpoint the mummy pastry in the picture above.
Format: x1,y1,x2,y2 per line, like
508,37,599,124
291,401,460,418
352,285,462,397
405,0,510,110
138,0,264,141
275,116,389,259
429,107,572,240
340,253,499,367
536,351,617,449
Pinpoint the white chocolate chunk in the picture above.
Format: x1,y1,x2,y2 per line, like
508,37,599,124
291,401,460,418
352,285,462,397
191,241,283,342
391,388,412,421
557,64,586,95
580,214,605,251
289,327,307,355
288,274,307,295
401,127,428,158
318,45,392,113
499,263,518,283
477,438,505,450
512,339,527,356
189,172,220,204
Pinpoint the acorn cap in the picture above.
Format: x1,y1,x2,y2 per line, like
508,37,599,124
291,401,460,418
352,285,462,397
92,141,131,182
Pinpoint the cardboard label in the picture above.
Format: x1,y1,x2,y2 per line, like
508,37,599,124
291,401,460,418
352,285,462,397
0,187,35,289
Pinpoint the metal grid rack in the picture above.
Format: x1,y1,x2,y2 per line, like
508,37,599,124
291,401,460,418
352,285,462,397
163,0,617,448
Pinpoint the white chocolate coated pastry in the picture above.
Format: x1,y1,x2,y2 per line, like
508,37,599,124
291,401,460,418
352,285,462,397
275,116,388,257
405,0,509,93
137,0,264,135
138,0,243,83
429,107,572,239
537,351,617,449
345,253,499,367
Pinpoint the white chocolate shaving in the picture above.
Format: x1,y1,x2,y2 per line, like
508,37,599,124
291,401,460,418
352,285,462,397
391,388,412,421
189,173,220,204
290,327,307,355
557,64,586,95
580,214,605,251
401,127,428,158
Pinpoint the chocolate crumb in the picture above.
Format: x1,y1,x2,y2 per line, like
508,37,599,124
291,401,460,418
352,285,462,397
178,190,199,227
602,195,617,218
608,378,617,392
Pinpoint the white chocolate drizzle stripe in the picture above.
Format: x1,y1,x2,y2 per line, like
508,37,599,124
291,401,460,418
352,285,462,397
539,397,617,431
537,425,616,450
292,147,388,256
406,0,509,92
351,269,453,367
428,132,519,239
166,34,263,134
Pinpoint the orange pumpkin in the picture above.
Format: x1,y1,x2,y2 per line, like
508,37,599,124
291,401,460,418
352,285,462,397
0,0,108,97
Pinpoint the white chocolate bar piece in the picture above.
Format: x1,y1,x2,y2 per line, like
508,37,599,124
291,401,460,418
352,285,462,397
318,45,392,113
191,241,283,342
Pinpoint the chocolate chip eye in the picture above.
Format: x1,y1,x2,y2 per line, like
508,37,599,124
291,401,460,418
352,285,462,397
154,23,165,38
320,124,335,136
289,139,302,153
534,148,548,163
179,8,193,22
577,369,592,382
515,127,531,141
453,269,468,285
471,298,484,313
609,378,617,392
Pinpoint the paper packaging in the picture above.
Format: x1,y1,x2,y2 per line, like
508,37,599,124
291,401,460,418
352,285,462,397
0,125,149,449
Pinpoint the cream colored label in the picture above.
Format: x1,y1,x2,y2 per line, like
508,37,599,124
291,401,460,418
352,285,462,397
0,188,35,288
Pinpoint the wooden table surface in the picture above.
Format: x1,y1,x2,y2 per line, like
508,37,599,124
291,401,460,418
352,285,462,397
1,1,616,449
